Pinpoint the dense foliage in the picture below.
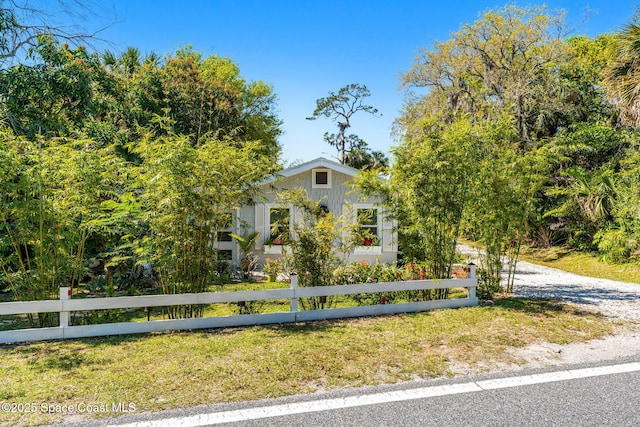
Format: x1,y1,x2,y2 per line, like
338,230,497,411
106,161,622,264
0,31,282,321
276,189,362,309
357,6,640,295
135,126,279,318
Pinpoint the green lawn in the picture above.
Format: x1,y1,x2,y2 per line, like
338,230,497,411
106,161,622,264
519,247,640,284
0,298,613,426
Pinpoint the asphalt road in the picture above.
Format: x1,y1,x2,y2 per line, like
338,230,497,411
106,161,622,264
63,357,640,427
238,366,640,427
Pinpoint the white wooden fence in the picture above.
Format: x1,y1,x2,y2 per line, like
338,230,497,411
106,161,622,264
0,265,477,344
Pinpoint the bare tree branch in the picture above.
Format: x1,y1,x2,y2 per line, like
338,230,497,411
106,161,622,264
0,0,117,65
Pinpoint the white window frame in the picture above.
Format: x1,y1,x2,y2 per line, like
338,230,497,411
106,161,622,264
312,168,332,189
215,210,239,263
216,212,234,243
264,204,291,254
353,204,382,255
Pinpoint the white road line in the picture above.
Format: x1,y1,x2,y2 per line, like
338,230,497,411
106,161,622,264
475,362,640,390
115,362,640,427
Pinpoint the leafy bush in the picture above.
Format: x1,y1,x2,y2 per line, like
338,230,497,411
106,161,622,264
280,189,363,310
594,227,637,264
476,268,502,300
332,260,470,304
263,258,283,276
333,260,403,305
332,260,405,285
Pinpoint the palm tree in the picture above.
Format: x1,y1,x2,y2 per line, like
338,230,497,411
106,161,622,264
102,49,118,72
567,167,617,223
230,231,261,279
101,47,142,78
119,47,141,78
144,51,161,67
604,19,640,128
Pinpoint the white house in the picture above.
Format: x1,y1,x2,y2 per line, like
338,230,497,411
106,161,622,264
216,157,398,266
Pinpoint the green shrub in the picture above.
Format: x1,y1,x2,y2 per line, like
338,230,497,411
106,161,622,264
476,268,502,300
594,227,637,264
333,260,404,285
333,260,406,306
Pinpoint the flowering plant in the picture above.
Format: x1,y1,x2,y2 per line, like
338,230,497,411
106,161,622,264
265,237,284,245
452,265,469,278
332,260,405,306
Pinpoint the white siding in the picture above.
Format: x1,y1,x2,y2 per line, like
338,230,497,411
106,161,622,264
247,163,397,264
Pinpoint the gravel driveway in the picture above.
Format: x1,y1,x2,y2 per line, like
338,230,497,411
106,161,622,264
510,260,640,322
457,243,640,322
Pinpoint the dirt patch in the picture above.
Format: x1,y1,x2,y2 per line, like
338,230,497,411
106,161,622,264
454,243,640,374
511,324,640,367
447,324,640,377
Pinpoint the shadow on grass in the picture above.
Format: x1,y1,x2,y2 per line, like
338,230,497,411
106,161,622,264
28,351,91,371
2,341,108,372
1,297,603,352
0,331,152,352
516,283,640,305
490,297,603,317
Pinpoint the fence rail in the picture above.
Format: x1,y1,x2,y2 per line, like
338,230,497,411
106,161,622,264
0,265,477,344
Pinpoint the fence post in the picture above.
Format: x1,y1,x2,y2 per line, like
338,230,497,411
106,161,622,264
467,263,477,302
59,287,70,329
289,273,298,315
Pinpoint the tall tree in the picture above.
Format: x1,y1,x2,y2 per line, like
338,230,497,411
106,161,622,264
396,5,587,290
0,36,117,138
463,117,544,293
400,5,570,148
533,34,627,251
307,83,381,165
356,118,477,280
135,126,279,317
120,46,282,157
604,16,640,128
0,129,126,325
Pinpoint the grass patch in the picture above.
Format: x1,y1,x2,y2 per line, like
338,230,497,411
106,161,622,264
520,247,640,284
0,298,613,426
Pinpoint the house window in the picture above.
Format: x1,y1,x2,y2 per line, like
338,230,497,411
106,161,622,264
312,168,331,188
215,211,238,263
217,231,233,242
268,207,290,245
357,208,379,246
217,213,233,242
316,171,328,185
352,206,383,255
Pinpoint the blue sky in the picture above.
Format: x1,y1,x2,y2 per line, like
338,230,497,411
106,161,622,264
90,1,635,164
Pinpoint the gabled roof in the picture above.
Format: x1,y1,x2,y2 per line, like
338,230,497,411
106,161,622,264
263,157,359,184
